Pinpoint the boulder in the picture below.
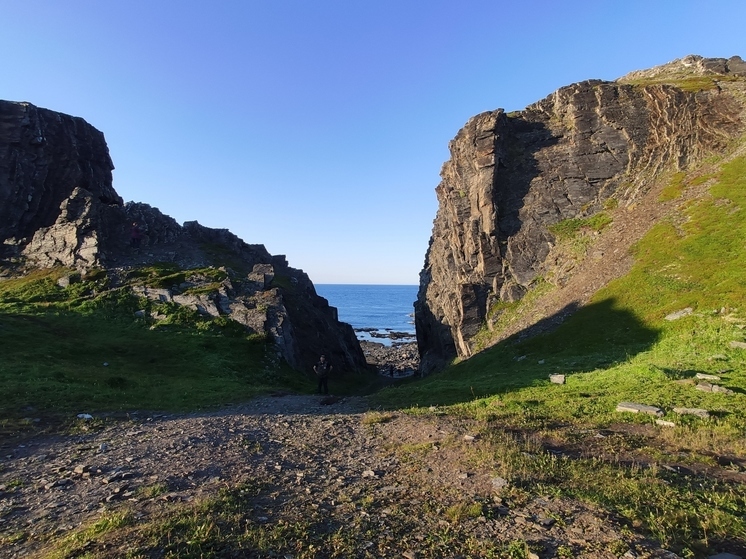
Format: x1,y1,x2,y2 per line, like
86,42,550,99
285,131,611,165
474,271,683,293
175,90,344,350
616,402,664,416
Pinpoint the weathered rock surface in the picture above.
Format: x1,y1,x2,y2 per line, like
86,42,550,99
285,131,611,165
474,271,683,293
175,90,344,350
0,101,121,267
360,340,419,377
416,55,746,373
0,100,366,373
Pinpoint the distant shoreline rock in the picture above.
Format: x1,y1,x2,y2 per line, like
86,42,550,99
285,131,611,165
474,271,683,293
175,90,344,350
360,340,419,378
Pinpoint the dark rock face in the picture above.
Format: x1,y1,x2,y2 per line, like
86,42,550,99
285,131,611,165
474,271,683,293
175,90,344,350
0,101,121,266
0,100,366,373
416,55,746,373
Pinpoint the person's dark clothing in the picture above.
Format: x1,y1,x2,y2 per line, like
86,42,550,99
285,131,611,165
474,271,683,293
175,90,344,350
130,224,144,248
314,359,331,394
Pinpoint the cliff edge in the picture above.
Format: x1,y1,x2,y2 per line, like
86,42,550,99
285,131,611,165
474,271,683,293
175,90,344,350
415,55,746,373
0,100,366,374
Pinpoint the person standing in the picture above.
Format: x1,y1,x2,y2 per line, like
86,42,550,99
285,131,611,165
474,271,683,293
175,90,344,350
130,222,144,248
313,355,332,395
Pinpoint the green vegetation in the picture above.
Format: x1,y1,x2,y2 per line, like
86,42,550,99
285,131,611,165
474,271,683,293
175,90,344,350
622,74,741,92
372,157,746,555
37,483,544,559
4,152,746,556
126,262,227,290
0,266,307,427
659,171,716,201
659,171,687,201
547,212,613,240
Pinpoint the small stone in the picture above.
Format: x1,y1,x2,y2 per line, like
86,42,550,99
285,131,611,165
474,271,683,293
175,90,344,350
491,477,508,490
616,402,663,416
549,374,566,384
672,407,710,419
463,434,476,441
45,478,71,490
696,383,734,394
712,384,734,394
729,341,746,349
655,419,675,428
665,308,693,321
538,516,556,528
696,373,721,381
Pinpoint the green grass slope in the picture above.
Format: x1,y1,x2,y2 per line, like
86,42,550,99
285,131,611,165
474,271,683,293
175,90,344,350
371,156,746,556
0,265,374,433
3,155,746,557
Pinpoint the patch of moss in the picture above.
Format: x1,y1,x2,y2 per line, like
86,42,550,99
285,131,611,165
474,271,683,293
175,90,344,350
623,75,737,92
659,171,686,201
270,275,294,291
548,212,612,240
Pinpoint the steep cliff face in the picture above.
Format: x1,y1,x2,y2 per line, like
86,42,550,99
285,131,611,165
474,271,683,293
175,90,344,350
0,101,121,267
416,55,746,373
0,100,366,373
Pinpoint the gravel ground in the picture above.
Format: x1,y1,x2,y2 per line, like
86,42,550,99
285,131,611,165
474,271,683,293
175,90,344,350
0,394,687,558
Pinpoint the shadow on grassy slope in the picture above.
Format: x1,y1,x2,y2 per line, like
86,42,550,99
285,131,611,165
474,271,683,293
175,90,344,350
0,311,285,418
374,296,660,409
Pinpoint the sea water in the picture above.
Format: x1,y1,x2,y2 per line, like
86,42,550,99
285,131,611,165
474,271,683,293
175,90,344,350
315,284,418,345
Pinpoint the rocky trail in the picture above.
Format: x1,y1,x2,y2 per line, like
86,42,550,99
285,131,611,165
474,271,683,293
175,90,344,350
1,392,691,559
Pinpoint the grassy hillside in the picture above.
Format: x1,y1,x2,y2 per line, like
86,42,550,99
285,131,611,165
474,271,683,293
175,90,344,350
371,156,746,555
2,157,746,557
0,265,372,433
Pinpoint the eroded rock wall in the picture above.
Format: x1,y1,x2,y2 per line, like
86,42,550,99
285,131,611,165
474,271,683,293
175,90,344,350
0,100,366,373
0,100,121,266
416,55,746,373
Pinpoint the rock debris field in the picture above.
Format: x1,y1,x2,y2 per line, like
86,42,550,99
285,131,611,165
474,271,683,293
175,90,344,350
0,394,694,558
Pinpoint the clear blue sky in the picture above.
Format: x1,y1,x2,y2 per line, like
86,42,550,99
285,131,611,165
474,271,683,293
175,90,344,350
2,1,744,284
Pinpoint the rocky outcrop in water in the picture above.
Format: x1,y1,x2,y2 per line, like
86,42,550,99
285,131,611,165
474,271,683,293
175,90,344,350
0,100,366,373
416,55,746,373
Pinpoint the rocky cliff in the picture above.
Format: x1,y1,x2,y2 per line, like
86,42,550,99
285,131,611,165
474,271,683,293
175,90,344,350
416,55,746,373
0,100,366,373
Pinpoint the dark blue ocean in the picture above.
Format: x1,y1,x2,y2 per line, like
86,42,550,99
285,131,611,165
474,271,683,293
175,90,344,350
315,284,418,345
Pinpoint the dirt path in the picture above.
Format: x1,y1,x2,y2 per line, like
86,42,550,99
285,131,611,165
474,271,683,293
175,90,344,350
0,394,685,558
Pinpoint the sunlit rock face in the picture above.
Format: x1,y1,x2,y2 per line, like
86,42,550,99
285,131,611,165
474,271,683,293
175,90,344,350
0,100,366,373
416,55,746,374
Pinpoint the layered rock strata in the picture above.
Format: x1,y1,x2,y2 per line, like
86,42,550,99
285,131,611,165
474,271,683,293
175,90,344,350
0,100,365,373
416,55,746,373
